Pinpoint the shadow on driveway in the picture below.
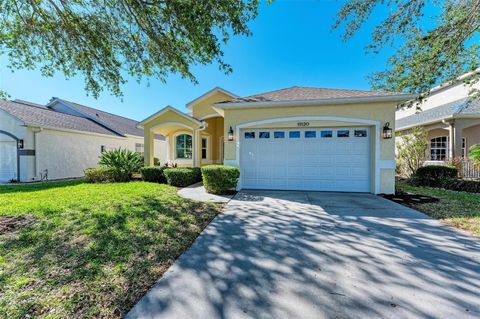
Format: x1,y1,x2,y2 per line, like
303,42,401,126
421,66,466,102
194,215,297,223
127,191,480,319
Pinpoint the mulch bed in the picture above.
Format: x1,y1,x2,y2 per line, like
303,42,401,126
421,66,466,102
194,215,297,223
382,190,440,207
0,215,36,234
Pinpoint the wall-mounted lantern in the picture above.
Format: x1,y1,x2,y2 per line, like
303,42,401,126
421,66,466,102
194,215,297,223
17,139,24,149
228,126,234,141
383,122,393,139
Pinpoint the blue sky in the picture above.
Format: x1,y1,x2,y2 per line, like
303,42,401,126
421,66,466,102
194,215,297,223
1,0,399,121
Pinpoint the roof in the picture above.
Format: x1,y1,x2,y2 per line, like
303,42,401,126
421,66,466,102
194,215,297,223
53,98,148,137
185,87,238,109
396,98,480,130
137,105,204,128
223,86,406,104
0,99,120,136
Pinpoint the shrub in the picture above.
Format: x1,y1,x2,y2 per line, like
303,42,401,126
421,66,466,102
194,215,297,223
470,144,480,169
163,168,201,187
409,177,480,193
140,166,166,183
415,165,458,180
84,168,115,183
396,127,428,177
201,165,240,194
99,148,143,182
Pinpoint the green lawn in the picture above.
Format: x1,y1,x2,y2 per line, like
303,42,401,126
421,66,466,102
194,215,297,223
0,180,222,318
397,181,480,235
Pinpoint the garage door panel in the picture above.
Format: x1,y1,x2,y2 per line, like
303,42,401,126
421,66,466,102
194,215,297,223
240,127,371,192
0,141,17,182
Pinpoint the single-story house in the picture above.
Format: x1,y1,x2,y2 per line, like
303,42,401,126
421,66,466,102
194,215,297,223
139,86,415,194
396,76,480,162
0,98,166,182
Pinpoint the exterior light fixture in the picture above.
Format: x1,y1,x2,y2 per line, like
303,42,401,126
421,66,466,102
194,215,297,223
383,122,393,139
17,139,24,149
228,126,234,141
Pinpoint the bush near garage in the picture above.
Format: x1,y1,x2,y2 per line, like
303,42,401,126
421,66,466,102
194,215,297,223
414,165,458,180
140,166,167,183
163,167,202,187
409,176,480,193
84,168,115,183
201,165,240,194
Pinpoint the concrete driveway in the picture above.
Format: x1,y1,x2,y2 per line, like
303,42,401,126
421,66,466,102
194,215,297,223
127,191,480,319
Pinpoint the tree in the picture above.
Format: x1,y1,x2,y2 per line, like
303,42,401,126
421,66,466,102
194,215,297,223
333,0,480,101
396,127,428,177
0,0,261,98
469,144,480,168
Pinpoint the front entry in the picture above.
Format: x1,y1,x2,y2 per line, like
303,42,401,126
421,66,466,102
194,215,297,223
240,127,372,192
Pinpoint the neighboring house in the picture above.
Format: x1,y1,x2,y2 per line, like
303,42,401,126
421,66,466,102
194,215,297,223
396,77,480,163
0,98,166,183
139,86,414,194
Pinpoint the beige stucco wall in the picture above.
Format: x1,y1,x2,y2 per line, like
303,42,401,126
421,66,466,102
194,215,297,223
35,129,166,180
222,101,397,194
190,91,233,119
464,124,480,152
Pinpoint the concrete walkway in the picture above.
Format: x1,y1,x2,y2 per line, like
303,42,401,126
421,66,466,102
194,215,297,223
177,182,234,203
127,191,480,319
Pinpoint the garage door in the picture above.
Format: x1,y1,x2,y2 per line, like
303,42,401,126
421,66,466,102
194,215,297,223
0,141,17,183
240,127,371,192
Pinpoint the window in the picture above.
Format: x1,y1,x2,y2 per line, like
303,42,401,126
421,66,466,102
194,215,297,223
201,138,207,160
462,138,466,158
305,131,316,138
354,130,367,137
176,134,192,159
135,143,144,157
430,136,447,161
244,132,255,139
259,132,270,139
321,130,332,138
100,145,106,153
289,131,300,138
274,131,285,139
337,130,349,138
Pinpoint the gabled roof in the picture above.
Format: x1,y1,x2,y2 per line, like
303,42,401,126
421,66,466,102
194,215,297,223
137,105,204,128
0,99,120,136
185,87,238,109
396,98,480,130
222,86,408,104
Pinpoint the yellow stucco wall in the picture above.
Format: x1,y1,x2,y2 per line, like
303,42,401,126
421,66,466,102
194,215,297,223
190,91,234,119
222,101,397,194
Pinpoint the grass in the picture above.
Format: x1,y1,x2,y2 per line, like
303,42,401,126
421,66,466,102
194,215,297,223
397,180,480,235
0,180,222,318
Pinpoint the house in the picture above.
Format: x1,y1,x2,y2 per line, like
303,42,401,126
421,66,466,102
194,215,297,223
139,86,415,194
0,98,166,183
396,75,480,162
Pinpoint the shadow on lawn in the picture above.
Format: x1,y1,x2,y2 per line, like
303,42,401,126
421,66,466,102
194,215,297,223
0,194,220,318
0,179,84,194
127,191,480,319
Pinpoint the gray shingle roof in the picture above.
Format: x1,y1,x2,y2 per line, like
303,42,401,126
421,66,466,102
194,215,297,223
55,99,147,137
224,86,405,103
0,100,120,136
396,98,480,129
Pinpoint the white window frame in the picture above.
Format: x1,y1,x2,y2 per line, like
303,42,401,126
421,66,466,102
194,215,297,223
175,133,193,160
135,143,144,157
430,136,448,161
462,137,467,159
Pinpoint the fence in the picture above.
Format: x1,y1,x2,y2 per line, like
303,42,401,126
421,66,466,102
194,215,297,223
461,160,480,179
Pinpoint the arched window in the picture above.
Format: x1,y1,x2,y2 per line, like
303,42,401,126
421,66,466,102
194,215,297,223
430,136,447,161
175,134,192,159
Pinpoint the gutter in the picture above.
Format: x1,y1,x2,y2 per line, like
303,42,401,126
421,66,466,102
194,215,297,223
213,94,418,109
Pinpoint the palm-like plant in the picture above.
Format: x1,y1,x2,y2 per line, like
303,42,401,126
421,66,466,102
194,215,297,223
469,144,480,169
99,148,143,181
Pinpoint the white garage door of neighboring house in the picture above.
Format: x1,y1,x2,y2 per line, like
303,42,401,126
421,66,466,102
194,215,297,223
0,141,17,183
240,127,372,192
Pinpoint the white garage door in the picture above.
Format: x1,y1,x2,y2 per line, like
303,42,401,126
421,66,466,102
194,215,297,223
0,141,17,183
240,127,372,192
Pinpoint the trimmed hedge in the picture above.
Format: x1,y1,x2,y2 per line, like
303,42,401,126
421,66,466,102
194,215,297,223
409,177,480,193
201,165,240,194
84,168,115,183
140,166,167,183
164,167,202,187
415,165,458,180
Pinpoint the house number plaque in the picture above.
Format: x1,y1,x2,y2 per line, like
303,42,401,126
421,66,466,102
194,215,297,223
297,122,310,127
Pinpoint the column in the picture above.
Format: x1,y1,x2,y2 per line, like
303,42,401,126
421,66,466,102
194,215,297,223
453,124,463,158
448,123,454,160
144,129,154,166
192,129,199,167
